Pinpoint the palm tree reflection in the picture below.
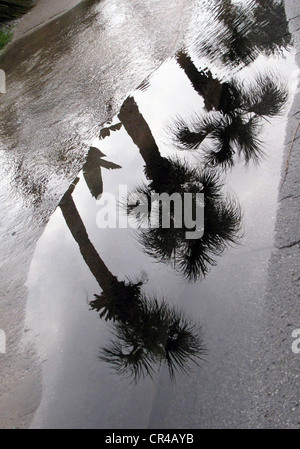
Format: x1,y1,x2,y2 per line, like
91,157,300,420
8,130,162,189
195,0,291,67
118,97,242,281
99,1,290,171
59,171,204,383
175,51,289,168
93,289,203,382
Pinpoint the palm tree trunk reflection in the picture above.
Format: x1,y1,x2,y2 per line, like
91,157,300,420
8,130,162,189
118,95,164,176
60,183,118,291
176,51,226,113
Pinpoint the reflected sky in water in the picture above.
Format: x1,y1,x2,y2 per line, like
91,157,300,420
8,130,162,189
0,0,299,429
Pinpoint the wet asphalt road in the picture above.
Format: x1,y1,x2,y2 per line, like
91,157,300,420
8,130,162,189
0,0,193,428
0,0,299,429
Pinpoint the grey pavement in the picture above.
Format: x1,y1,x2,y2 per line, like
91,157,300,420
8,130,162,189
245,0,300,428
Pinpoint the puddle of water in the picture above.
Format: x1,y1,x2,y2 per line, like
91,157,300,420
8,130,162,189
1,0,298,429
0,0,193,428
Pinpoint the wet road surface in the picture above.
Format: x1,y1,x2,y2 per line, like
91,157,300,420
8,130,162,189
0,0,299,429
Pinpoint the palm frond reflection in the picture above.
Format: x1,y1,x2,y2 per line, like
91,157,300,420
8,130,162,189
172,60,289,168
93,292,204,383
125,158,242,282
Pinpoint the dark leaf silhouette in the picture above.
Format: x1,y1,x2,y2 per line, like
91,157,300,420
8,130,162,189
83,146,121,199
